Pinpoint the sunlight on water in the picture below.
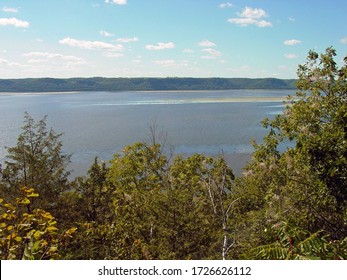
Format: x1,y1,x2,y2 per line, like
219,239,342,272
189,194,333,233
70,96,288,107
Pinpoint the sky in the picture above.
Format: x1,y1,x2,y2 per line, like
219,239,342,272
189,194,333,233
0,0,346,79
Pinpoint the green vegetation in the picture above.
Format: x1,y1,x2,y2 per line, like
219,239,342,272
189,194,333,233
0,77,296,92
0,48,346,259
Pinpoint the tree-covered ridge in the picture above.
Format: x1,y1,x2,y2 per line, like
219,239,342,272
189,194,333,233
0,77,297,92
0,48,346,260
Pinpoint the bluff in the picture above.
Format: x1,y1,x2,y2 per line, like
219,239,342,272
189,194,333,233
0,77,297,92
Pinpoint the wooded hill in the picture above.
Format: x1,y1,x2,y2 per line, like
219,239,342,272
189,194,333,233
0,77,297,92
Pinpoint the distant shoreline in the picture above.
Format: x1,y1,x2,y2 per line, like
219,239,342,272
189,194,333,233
0,89,295,95
0,77,297,93
0,91,81,95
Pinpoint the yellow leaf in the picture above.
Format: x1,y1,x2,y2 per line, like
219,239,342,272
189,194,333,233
17,198,31,205
14,236,22,242
4,203,14,209
33,230,42,239
46,226,58,232
41,212,54,220
49,246,58,253
64,227,77,237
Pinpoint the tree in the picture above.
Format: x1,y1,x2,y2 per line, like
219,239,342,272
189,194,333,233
161,154,217,259
75,157,110,223
107,142,169,259
201,157,239,260
236,47,347,258
0,113,71,215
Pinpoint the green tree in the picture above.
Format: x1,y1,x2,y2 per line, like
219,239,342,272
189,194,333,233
75,157,110,223
0,113,71,215
158,154,217,259
236,47,347,258
107,142,169,259
160,154,238,259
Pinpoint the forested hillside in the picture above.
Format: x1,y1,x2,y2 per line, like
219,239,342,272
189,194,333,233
0,77,297,92
0,48,346,260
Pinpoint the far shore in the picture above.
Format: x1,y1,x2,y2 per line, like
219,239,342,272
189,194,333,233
0,91,81,95
0,88,296,94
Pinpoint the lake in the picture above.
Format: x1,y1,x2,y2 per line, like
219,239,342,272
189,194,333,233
0,90,295,176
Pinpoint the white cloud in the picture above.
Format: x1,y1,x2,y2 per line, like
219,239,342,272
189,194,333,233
24,52,86,65
201,48,221,56
239,6,267,19
59,37,124,52
284,39,301,46
256,20,272,28
9,52,89,77
284,53,297,59
198,40,216,47
340,37,347,45
145,42,175,50
201,48,222,60
116,37,138,43
2,7,18,13
219,3,233,9
0,17,29,28
0,57,25,67
228,6,272,27
228,17,271,27
183,49,194,53
288,17,296,22
228,18,254,26
100,30,114,37
105,0,127,5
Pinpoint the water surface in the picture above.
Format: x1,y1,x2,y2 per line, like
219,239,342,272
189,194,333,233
0,90,293,176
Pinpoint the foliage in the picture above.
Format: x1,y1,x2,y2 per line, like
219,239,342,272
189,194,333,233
250,222,347,260
0,113,71,215
236,47,347,257
0,187,76,260
75,158,110,223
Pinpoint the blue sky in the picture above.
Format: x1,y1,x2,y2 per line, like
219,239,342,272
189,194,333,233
0,0,346,79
